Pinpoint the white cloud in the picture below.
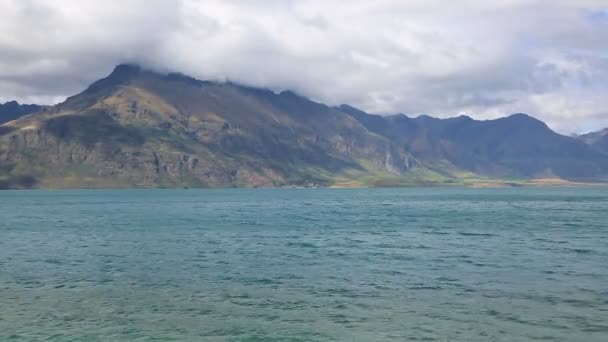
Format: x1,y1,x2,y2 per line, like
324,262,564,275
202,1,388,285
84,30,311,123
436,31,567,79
0,0,606,133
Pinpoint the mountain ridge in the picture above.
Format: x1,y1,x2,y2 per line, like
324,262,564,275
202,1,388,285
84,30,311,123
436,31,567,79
0,101,44,125
1,64,607,189
340,104,608,180
577,128,608,155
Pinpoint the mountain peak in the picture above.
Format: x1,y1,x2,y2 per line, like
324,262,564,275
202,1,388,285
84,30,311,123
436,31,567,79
415,114,438,121
77,64,144,97
337,104,367,115
108,63,143,79
505,113,544,123
502,112,548,128
508,112,532,119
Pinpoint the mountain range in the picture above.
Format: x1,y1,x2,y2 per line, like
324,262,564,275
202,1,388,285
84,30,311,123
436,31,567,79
1,64,607,189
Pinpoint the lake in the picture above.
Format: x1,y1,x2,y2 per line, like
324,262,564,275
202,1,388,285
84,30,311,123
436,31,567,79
0,188,607,341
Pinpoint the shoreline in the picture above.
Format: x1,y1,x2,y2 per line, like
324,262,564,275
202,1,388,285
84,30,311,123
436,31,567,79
2,179,608,191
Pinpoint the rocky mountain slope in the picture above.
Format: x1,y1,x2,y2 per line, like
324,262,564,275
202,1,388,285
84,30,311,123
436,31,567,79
0,65,417,189
1,64,607,189
340,105,608,180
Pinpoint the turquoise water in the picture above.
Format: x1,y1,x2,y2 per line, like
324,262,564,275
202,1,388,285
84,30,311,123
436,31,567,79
0,188,607,341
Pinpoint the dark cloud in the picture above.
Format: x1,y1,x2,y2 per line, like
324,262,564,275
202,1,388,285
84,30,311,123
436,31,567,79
0,0,606,133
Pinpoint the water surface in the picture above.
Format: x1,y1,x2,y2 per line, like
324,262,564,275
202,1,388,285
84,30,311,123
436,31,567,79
0,188,607,341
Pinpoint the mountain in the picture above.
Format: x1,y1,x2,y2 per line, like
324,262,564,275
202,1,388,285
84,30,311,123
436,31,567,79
577,128,608,154
0,101,43,125
340,105,608,180
0,64,607,189
0,64,418,189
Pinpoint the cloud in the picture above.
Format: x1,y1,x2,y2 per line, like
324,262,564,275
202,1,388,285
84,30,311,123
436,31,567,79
0,0,606,133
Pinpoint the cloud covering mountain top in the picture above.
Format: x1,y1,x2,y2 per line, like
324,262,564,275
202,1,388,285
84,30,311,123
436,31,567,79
1,0,607,133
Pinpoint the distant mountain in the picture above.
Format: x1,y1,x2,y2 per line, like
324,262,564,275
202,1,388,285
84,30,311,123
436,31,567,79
0,101,42,125
0,64,607,189
340,105,608,180
577,128,608,154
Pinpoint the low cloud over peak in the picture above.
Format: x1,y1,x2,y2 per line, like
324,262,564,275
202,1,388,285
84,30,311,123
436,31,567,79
1,0,607,133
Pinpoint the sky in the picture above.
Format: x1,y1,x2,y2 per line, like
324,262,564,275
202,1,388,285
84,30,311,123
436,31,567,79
0,0,607,134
